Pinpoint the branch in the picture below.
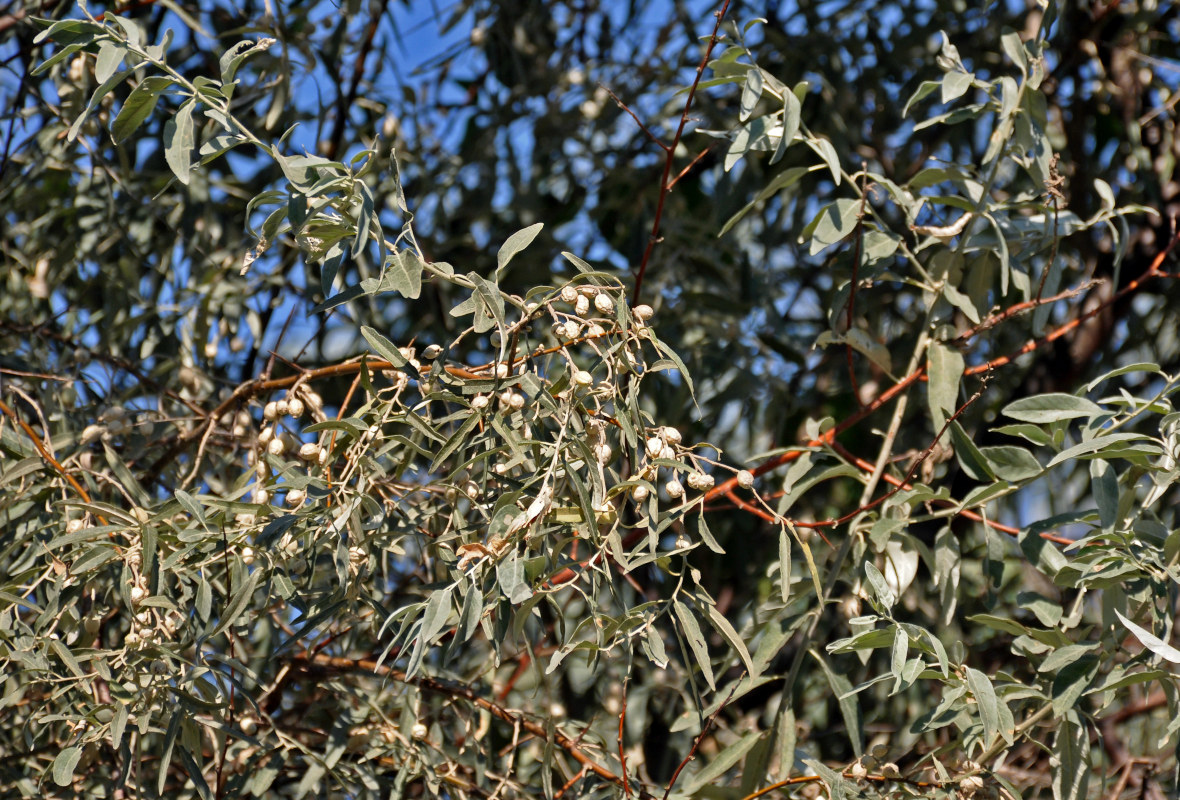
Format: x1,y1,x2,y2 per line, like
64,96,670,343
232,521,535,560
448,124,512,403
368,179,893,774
290,652,650,797
632,0,732,304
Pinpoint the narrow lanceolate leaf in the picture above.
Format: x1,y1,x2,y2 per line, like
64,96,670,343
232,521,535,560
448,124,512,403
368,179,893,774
1051,711,1090,800
702,598,755,678
497,222,543,274
207,567,261,640
164,98,197,184
420,586,453,644
673,600,715,690
1114,610,1180,663
360,326,409,368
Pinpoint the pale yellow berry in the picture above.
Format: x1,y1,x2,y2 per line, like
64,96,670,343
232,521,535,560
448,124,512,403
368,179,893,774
495,363,509,379
665,479,684,499
131,507,151,524
241,547,255,565
573,370,593,387
287,489,306,506
560,285,578,304
130,585,148,604
659,445,676,461
66,518,85,534
240,717,258,736
563,320,582,339
204,341,219,360
287,398,305,418
258,426,274,445
575,295,590,317
660,427,682,444
471,395,490,410
411,722,428,740
593,443,612,464
508,392,526,410
263,402,279,421
298,442,320,461
422,344,443,360
594,293,614,314
251,488,270,505
646,437,664,458
633,304,654,322
632,485,649,501
267,437,285,456
736,470,754,489
275,399,289,417
80,424,105,446
587,323,605,337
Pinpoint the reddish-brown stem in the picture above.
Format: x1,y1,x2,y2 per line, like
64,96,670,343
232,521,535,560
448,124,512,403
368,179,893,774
705,230,1180,508
666,144,717,190
632,0,732,305
602,85,668,150
662,678,741,800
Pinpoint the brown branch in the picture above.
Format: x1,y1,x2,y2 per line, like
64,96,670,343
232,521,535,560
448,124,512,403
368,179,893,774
323,0,388,162
705,229,1180,510
666,144,717,190
289,652,650,797
953,279,1101,343
632,0,732,305
0,396,106,524
662,677,741,800
602,85,667,151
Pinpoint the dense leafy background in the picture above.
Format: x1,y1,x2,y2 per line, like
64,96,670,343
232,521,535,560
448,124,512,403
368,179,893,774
3,0,1180,797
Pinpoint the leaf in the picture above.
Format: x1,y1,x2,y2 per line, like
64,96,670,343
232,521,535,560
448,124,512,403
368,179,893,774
812,651,863,757
1114,610,1180,664
382,250,423,299
360,326,409,367
927,340,964,428
810,137,842,185
497,222,543,274
1046,432,1156,468
94,41,125,84
420,587,453,644
164,98,197,184
497,550,532,603
684,730,766,791
111,76,173,144
980,445,1041,482
965,666,1009,745
941,70,974,104
740,67,763,122
864,561,895,611
807,198,860,255
948,421,995,481
207,567,261,640
1003,394,1102,424
778,524,791,603
673,600,715,690
53,746,81,787
702,598,755,678
1051,712,1090,800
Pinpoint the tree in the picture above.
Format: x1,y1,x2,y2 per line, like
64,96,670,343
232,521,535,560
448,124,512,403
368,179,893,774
2,0,1180,797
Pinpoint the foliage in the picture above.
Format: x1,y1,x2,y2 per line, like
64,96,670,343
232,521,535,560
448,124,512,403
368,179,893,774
2,0,1180,798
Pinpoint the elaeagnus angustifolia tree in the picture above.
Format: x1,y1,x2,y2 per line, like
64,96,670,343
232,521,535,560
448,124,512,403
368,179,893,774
3,0,1180,797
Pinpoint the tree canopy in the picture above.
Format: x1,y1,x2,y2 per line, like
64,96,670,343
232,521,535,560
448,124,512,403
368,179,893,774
2,0,1180,798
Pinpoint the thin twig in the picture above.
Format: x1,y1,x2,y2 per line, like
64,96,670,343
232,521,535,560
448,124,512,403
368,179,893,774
632,0,732,305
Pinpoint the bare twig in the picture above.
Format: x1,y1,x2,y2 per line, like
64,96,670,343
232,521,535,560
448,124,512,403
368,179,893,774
632,0,732,305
